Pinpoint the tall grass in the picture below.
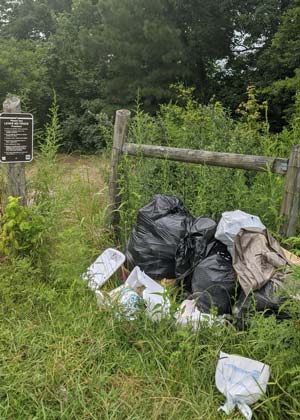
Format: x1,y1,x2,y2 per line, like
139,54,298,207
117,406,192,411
119,86,296,245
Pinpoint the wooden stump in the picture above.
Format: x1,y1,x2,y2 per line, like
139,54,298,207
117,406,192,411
109,109,131,227
280,145,300,237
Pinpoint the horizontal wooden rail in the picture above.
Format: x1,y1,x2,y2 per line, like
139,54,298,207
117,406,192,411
123,143,288,175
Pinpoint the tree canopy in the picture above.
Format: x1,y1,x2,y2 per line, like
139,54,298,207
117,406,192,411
0,0,298,149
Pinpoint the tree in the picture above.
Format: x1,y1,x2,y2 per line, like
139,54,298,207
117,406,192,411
46,0,105,111
257,1,300,126
214,0,292,115
45,0,109,149
45,0,237,147
0,1,14,30
0,37,51,124
170,0,234,100
95,0,238,110
0,0,72,39
96,0,184,109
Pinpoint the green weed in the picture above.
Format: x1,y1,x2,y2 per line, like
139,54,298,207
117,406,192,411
0,196,46,259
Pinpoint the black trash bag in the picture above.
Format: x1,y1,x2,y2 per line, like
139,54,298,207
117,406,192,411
125,195,193,280
192,241,237,315
233,281,289,330
175,216,217,291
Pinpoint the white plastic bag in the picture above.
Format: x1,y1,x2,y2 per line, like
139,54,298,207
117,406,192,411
215,210,265,256
83,248,125,290
215,351,270,420
175,299,224,330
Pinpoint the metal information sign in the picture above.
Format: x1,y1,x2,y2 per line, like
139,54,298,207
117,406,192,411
0,113,33,163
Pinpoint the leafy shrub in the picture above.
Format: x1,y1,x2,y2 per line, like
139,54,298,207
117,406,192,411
62,100,113,152
0,197,46,259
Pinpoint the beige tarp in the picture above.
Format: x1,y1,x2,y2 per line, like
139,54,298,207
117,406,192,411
233,227,289,296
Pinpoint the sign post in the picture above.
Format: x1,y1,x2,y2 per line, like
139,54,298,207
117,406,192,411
0,113,33,163
0,96,32,206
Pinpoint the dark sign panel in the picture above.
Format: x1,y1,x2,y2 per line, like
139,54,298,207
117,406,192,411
0,113,33,163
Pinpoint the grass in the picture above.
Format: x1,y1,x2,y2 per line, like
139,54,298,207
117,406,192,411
0,154,300,420
1,262,300,420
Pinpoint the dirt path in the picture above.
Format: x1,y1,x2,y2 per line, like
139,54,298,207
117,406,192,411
56,153,109,189
24,153,109,190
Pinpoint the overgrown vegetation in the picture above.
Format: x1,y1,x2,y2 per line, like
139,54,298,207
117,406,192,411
1,90,300,419
119,86,296,244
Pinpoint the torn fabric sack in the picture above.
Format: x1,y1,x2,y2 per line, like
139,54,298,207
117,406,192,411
233,227,288,296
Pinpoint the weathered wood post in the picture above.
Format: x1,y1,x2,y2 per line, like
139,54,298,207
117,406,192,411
2,96,27,206
280,145,300,236
109,109,131,227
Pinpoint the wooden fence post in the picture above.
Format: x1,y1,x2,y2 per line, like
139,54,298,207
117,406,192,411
280,145,300,237
109,109,131,227
2,95,27,206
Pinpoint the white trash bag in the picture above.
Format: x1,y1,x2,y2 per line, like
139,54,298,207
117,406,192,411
175,299,225,330
215,210,265,256
215,351,270,420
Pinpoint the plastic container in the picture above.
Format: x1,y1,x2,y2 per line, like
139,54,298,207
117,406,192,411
125,266,170,321
83,248,125,290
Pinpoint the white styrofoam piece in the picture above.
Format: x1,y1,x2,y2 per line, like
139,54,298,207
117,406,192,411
126,266,164,292
125,266,170,321
83,248,125,290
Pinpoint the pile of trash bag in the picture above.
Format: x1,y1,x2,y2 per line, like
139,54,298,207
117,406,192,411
83,194,299,330
84,197,298,420
124,195,295,328
83,248,273,420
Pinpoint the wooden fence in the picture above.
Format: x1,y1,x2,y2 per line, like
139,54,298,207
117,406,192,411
109,109,300,237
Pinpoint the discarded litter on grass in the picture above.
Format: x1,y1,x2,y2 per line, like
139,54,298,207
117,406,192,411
83,248,125,290
215,351,270,420
94,264,170,321
83,197,300,329
215,210,265,257
175,299,225,330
